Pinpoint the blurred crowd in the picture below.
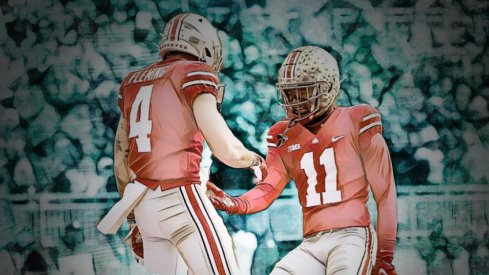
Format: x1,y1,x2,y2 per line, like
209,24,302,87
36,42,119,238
0,0,489,273
1,0,488,196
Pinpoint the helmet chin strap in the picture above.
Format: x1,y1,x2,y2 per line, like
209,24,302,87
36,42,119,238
304,108,330,125
277,107,333,147
304,107,332,128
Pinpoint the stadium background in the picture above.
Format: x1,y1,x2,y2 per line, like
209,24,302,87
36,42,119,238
0,0,488,274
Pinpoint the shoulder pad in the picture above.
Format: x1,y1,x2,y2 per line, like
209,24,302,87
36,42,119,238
347,104,380,123
123,62,168,86
347,104,383,137
177,60,216,74
174,60,219,85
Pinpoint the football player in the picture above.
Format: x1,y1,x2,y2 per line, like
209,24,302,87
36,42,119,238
207,46,398,275
114,13,267,275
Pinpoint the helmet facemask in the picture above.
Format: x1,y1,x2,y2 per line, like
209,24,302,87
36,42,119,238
277,81,333,121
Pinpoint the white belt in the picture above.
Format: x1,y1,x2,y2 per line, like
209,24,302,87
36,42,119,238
97,181,148,235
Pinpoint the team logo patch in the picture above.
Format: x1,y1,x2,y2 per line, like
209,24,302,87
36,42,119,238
288,144,301,152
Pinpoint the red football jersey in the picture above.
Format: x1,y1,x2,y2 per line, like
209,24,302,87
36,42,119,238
118,58,220,190
241,105,397,247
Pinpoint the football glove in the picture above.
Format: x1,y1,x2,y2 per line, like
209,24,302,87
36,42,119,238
250,153,268,182
372,256,396,275
373,240,396,275
206,181,247,214
124,222,144,264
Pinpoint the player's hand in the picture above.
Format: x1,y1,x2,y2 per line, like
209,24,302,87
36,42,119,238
372,258,396,275
206,181,246,214
250,153,268,182
124,222,144,264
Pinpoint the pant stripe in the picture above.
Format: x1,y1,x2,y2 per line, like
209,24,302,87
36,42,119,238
357,226,373,275
183,185,228,275
179,186,219,275
368,225,377,275
191,185,233,275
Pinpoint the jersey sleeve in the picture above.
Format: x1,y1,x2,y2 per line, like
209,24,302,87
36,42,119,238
180,63,219,106
350,105,398,258
365,134,397,260
239,125,291,214
355,105,383,149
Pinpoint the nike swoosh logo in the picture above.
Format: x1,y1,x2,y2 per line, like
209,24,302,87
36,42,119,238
331,135,344,142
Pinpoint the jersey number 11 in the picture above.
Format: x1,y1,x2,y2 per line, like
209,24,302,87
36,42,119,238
300,148,342,207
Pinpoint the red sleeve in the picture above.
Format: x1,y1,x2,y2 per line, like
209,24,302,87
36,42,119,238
180,63,219,106
239,146,290,214
234,123,290,214
355,106,398,258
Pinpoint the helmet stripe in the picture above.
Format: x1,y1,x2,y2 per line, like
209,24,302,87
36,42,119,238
176,14,189,42
285,54,294,79
284,51,295,79
169,14,183,41
285,50,301,79
283,52,293,79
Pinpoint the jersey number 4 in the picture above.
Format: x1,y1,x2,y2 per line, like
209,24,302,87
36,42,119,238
300,148,342,207
129,85,153,152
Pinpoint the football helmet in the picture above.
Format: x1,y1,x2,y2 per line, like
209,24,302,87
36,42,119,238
276,46,340,121
159,13,223,72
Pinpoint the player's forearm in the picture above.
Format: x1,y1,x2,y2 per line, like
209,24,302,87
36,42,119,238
376,211,397,256
114,117,135,197
362,134,398,256
237,168,289,214
376,189,397,239
239,183,281,214
114,117,136,222
193,93,257,168
214,140,257,168
114,151,132,195
376,175,398,258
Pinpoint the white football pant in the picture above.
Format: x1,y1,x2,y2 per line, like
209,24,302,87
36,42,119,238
134,183,240,275
271,225,377,275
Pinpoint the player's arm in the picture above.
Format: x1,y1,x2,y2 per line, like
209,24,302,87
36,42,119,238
114,116,135,196
358,111,398,275
115,115,143,264
115,86,143,264
193,93,262,169
114,116,136,220
207,147,290,214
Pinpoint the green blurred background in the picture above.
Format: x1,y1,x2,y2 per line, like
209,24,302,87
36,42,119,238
0,0,488,274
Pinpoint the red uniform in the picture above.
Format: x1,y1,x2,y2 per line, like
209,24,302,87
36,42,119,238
118,58,240,275
240,105,397,247
118,58,219,190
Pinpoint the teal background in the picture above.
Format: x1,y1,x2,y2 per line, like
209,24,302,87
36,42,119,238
0,0,488,274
